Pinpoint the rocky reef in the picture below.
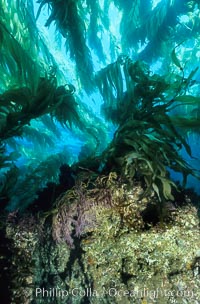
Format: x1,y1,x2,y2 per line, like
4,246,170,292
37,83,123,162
1,173,200,304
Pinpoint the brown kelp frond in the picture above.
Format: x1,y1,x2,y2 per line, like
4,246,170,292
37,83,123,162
0,1,41,90
1,0,200,214
52,84,82,129
33,153,71,182
0,0,64,93
40,115,61,138
22,126,55,148
0,77,55,140
0,165,19,200
95,55,132,123
0,21,40,91
114,0,151,51
119,0,191,61
96,54,199,128
0,87,32,110
0,87,32,139
0,144,20,170
95,56,176,124
100,57,200,202
107,117,195,201
86,0,106,63
0,78,82,140
171,116,200,132
37,0,94,93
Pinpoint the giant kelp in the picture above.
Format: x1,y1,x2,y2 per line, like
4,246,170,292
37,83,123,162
0,0,109,211
1,2,200,304
116,0,197,61
0,0,200,212
97,56,200,201
36,0,95,93
0,77,82,140
86,0,106,63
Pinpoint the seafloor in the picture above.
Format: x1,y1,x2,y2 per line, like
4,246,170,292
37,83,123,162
1,174,200,304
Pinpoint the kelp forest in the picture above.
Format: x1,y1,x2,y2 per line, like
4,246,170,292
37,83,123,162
0,1,200,303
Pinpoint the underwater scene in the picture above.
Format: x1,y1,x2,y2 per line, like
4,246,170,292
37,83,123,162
0,0,200,303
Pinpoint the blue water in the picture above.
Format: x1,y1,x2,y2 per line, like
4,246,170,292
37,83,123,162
34,2,200,193
1,0,200,214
